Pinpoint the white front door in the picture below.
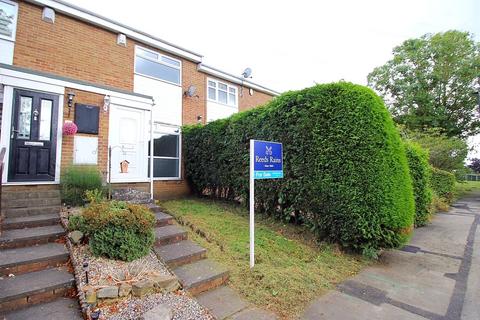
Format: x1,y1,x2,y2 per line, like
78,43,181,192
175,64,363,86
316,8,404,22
109,105,148,182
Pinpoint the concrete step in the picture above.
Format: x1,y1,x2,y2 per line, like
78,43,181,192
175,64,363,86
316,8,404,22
155,240,207,268
174,259,229,296
155,211,174,227
3,213,60,230
147,203,163,212
0,243,69,276
154,225,187,246
1,190,60,201
2,198,61,209
2,297,82,320
4,206,61,219
0,225,65,249
0,268,75,313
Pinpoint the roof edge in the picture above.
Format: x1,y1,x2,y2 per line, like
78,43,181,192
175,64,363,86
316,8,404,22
198,64,281,96
26,0,204,63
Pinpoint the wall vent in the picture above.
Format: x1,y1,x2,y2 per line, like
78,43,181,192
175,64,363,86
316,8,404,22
117,33,127,46
42,7,55,23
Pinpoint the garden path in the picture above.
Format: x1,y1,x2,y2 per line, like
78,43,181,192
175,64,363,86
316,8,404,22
302,191,480,320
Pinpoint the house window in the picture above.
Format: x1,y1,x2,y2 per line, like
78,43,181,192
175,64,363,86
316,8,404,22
135,46,181,85
148,123,181,179
207,79,237,107
0,0,18,41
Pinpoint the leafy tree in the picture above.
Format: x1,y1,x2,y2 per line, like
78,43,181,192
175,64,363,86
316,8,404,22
368,30,480,138
400,127,468,173
468,158,480,173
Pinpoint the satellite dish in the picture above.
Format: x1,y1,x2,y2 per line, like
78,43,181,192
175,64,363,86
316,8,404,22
242,67,252,78
185,85,197,97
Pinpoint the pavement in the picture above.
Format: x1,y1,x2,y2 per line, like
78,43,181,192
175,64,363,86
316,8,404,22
302,192,480,320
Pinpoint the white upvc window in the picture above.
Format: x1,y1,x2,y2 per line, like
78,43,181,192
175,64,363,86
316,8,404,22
148,123,181,179
0,0,18,42
207,78,238,107
134,46,182,85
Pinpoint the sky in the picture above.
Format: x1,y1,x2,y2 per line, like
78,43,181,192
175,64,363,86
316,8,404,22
67,0,479,93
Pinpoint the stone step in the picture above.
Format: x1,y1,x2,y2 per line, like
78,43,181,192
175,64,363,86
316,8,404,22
1,190,60,201
174,259,229,296
0,225,65,249
154,225,187,246
155,211,174,227
2,197,61,209
3,213,61,230
0,243,69,276
2,297,82,320
0,268,75,313
147,203,163,212
4,206,61,219
155,240,207,268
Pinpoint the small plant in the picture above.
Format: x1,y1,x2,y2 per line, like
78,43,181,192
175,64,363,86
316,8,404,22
85,189,105,204
61,165,103,206
82,200,156,261
68,214,87,233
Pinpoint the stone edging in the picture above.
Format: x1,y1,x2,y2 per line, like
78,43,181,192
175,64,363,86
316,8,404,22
60,213,91,320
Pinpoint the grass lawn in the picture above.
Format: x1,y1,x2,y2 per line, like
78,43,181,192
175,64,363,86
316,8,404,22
454,180,480,200
159,198,369,319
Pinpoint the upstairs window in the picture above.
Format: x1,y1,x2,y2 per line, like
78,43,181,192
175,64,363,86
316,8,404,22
0,0,18,41
207,79,237,107
135,46,181,85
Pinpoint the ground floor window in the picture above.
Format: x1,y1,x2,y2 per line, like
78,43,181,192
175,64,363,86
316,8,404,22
148,123,181,179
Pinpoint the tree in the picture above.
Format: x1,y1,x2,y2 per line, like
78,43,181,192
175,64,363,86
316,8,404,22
468,158,480,173
368,31,480,138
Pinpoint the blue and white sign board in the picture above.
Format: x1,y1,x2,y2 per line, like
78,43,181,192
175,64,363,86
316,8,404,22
249,140,283,268
252,140,284,179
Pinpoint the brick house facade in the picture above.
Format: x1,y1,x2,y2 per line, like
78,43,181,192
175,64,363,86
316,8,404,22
0,0,278,199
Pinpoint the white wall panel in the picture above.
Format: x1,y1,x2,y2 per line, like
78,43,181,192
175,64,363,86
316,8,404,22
0,40,14,64
206,101,238,122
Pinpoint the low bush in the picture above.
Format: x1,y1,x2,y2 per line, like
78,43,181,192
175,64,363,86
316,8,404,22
404,141,433,227
61,166,103,206
80,200,155,261
430,167,456,203
68,214,87,233
183,82,415,254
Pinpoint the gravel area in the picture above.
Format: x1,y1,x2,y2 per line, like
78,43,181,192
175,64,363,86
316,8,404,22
99,292,214,320
72,245,170,287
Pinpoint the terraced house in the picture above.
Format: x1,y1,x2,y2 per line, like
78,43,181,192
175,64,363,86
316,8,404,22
0,0,279,199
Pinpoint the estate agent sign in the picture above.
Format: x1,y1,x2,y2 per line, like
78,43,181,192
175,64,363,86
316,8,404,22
249,140,283,268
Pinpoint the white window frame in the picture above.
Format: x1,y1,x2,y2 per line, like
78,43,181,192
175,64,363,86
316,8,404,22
207,78,238,107
0,0,19,42
149,122,182,180
134,45,182,86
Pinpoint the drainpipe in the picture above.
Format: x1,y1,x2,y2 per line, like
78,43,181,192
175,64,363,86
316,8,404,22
150,99,155,201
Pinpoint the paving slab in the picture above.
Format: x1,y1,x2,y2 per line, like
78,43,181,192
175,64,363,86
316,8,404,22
0,225,64,244
461,226,480,320
154,225,187,242
2,297,81,319
302,291,425,320
0,243,68,269
197,286,248,319
231,307,277,320
155,240,206,267
0,268,74,302
173,259,228,290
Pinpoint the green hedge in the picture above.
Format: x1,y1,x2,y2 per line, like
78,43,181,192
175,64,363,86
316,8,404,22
183,83,415,254
430,167,456,203
404,141,433,227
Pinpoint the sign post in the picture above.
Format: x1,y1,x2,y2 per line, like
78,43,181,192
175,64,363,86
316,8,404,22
249,139,283,268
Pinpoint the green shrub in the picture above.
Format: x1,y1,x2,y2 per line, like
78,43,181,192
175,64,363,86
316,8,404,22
404,141,433,227
85,189,105,204
81,200,155,261
61,166,103,206
183,82,415,254
430,167,456,203
67,214,87,233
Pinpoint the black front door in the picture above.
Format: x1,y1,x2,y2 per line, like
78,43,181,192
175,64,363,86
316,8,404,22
9,89,59,182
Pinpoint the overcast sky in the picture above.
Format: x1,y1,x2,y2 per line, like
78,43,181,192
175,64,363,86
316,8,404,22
69,0,479,93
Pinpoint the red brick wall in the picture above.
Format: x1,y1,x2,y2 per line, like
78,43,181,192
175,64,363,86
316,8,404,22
239,88,273,112
61,88,109,179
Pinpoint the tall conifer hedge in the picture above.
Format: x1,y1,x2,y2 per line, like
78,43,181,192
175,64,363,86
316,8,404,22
183,83,415,253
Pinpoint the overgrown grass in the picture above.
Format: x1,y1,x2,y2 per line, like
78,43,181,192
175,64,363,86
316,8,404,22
453,180,480,200
160,198,369,319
